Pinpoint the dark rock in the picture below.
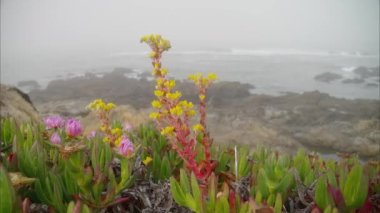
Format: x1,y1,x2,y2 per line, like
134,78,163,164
314,72,343,82
113,67,134,74
354,66,379,79
342,78,365,84
366,83,379,88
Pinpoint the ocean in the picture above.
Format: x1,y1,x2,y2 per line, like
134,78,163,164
1,49,379,100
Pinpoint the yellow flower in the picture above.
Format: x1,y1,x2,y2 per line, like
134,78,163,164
188,73,202,84
199,94,206,101
166,91,182,100
160,68,168,75
154,90,164,97
111,128,122,136
87,99,116,112
207,73,217,81
164,79,176,90
149,51,157,58
149,112,160,120
201,78,208,86
161,126,175,136
192,124,204,132
103,136,110,143
179,100,194,109
143,156,153,165
186,109,196,117
151,100,162,108
156,78,164,86
105,103,116,111
170,105,183,116
100,125,107,132
114,136,123,146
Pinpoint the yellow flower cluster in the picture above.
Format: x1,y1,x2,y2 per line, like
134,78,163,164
103,127,124,146
143,156,153,165
87,99,116,112
188,73,218,87
140,34,171,53
170,105,183,116
166,91,182,101
192,124,204,132
160,126,175,136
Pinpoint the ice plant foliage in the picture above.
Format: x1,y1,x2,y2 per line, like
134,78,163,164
141,34,217,181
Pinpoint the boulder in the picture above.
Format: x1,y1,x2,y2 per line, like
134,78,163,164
0,85,40,124
314,72,343,82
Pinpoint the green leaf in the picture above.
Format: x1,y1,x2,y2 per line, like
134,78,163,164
274,193,282,213
185,193,199,213
257,168,269,199
160,156,171,179
207,173,216,212
255,190,263,204
190,172,202,212
343,164,368,209
275,171,293,195
179,169,191,193
238,147,249,178
326,170,338,188
315,176,334,210
0,166,16,213
170,177,187,206
267,193,275,206
215,195,229,213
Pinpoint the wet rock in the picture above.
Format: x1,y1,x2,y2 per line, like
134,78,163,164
354,66,379,79
342,78,365,84
314,72,343,82
366,83,379,87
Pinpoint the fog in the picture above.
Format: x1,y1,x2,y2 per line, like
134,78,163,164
2,0,379,57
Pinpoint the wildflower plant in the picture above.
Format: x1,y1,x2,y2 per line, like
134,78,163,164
141,34,217,182
1,35,379,213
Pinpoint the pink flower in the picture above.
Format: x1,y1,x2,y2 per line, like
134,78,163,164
50,132,61,144
65,118,82,137
87,131,96,139
123,122,133,132
119,135,134,157
44,115,65,129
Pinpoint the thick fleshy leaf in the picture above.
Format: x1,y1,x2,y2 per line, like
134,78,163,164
0,166,16,213
343,164,368,209
315,176,334,210
170,177,187,206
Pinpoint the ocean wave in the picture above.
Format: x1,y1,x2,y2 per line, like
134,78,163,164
230,49,379,57
109,49,379,58
341,66,357,72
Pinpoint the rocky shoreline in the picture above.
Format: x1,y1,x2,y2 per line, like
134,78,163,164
2,69,379,159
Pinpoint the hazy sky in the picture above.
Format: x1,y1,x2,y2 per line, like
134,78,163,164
1,0,379,61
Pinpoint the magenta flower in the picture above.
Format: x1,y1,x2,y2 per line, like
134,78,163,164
65,118,82,137
119,135,134,157
50,132,61,144
44,115,65,129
